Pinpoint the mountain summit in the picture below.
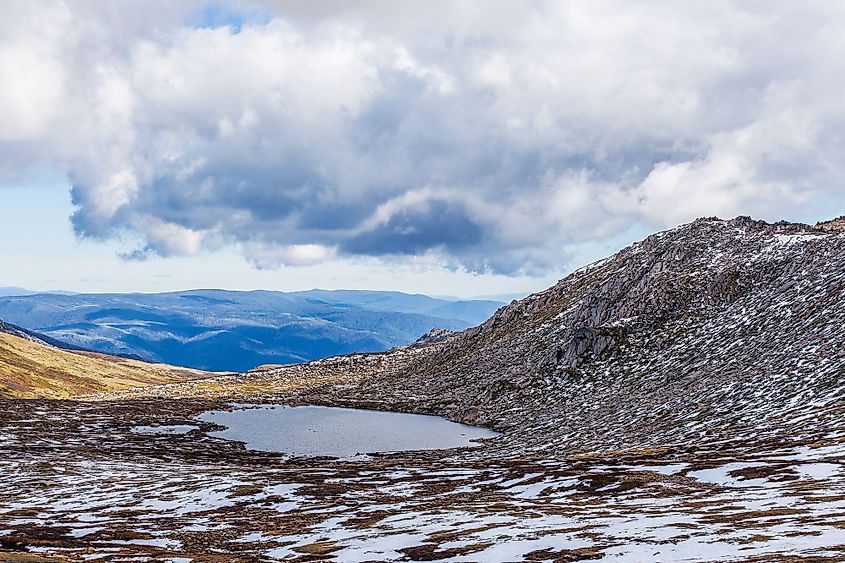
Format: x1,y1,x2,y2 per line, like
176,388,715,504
393,215,845,452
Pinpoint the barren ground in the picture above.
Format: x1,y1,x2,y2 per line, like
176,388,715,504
3,392,845,562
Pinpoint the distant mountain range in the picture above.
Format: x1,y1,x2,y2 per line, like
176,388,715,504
0,289,503,372
0,287,35,297
0,287,78,297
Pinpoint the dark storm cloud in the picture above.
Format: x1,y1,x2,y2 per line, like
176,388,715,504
343,199,483,256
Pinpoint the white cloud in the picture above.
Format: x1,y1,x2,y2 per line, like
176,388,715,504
243,241,337,268
3,0,845,275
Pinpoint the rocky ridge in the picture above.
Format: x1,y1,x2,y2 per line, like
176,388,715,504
409,327,458,348
817,215,845,232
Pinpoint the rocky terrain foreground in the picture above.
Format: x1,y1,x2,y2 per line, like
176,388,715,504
3,216,845,561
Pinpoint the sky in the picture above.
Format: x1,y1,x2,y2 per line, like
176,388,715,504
2,1,844,297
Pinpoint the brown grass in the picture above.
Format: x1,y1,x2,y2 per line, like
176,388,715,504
0,332,218,399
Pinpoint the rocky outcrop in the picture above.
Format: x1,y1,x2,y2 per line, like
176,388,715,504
818,215,845,232
357,215,845,452
409,328,458,348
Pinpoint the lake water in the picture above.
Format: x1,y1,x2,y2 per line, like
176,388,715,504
196,405,499,458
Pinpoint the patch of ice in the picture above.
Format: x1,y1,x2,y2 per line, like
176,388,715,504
448,533,593,562
687,462,773,488
797,463,841,480
68,527,102,538
95,537,181,549
132,425,199,435
774,233,823,245
625,463,689,475
770,443,845,461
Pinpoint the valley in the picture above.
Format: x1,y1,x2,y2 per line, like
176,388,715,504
3,2,841,560
0,290,502,372
2,216,845,561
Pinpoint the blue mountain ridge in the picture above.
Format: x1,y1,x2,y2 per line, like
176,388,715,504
0,289,503,372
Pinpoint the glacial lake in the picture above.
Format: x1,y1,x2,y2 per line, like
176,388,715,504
196,405,499,458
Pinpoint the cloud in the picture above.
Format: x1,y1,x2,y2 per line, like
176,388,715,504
3,1,845,274
242,241,336,268
344,196,483,257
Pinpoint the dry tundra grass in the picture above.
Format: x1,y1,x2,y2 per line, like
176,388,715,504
0,332,219,399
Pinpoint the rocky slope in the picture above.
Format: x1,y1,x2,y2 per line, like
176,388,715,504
117,216,845,456
399,215,845,451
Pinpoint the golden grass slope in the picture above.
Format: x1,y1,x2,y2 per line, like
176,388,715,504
0,331,216,399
